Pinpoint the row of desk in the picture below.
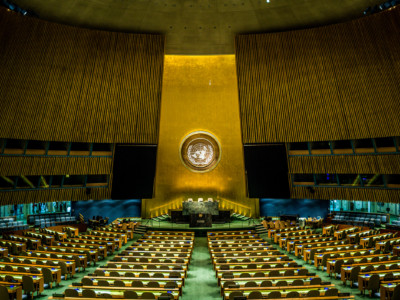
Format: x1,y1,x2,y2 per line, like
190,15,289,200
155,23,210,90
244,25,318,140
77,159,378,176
208,230,354,300
57,230,194,299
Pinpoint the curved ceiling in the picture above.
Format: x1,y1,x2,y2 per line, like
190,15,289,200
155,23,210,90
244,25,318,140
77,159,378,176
13,0,383,54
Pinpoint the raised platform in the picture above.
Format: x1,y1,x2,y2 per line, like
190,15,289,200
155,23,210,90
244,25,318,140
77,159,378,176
142,219,257,236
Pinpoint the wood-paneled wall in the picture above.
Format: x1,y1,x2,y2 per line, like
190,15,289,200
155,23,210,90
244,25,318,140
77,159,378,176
0,156,112,176
291,185,400,203
288,154,400,174
235,7,400,144
0,187,111,205
0,9,164,144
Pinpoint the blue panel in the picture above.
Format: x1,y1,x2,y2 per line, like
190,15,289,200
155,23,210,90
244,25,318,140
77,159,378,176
71,199,141,221
259,198,329,218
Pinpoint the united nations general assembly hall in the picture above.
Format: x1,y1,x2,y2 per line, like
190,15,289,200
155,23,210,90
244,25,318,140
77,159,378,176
0,1,400,299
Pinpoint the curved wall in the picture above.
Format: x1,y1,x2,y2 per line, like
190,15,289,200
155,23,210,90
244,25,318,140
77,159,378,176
236,8,400,144
0,9,164,204
0,9,164,144
235,8,400,202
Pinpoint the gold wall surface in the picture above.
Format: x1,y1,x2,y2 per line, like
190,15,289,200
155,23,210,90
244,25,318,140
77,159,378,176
142,55,258,218
0,9,164,144
235,7,400,144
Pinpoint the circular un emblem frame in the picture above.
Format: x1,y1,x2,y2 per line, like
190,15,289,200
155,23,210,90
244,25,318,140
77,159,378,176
180,131,221,173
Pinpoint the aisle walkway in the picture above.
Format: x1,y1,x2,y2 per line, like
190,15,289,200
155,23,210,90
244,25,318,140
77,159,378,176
181,237,221,300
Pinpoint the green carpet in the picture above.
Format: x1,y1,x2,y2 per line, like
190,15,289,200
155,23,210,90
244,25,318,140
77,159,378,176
181,237,221,300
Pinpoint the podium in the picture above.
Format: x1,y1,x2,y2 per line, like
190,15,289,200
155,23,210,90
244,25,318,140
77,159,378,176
182,201,219,227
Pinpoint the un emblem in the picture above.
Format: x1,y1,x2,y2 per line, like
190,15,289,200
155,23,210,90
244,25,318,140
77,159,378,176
180,131,221,172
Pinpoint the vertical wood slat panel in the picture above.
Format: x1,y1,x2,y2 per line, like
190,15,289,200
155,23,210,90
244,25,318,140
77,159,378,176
0,156,113,176
291,185,400,203
0,187,111,205
0,9,165,144
235,7,400,144
288,155,400,174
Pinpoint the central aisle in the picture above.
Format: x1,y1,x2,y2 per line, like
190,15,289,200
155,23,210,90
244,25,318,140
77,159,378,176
182,237,221,300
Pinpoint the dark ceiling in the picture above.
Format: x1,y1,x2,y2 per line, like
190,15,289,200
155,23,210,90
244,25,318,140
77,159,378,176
12,0,384,54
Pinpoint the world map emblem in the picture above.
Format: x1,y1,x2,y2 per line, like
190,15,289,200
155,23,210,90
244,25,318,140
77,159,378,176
180,131,221,172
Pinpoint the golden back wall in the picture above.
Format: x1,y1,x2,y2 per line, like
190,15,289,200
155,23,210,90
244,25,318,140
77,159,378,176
0,9,164,144
235,7,400,144
142,55,258,218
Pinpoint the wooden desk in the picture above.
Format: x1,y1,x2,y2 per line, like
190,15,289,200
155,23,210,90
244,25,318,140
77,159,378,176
114,256,189,265
302,244,354,263
359,233,392,248
94,228,134,240
208,239,263,247
0,247,9,258
97,269,186,281
64,286,180,299
313,248,371,269
322,225,335,235
84,276,183,294
63,238,116,253
106,262,188,272
63,227,79,237
120,251,191,260
138,239,194,246
147,231,194,237
274,230,311,243
143,234,194,241
26,250,88,268
9,236,41,250
9,256,76,276
0,262,62,284
209,235,259,241
83,275,183,288
214,261,298,273
0,281,23,300
358,270,400,294
325,254,397,276
268,227,301,239
280,234,324,249
211,250,281,259
43,246,99,263
220,275,319,287
216,268,309,285
342,261,400,285
80,235,122,249
380,279,400,300
334,227,358,240
223,285,335,300
0,271,44,294
86,231,127,244
26,232,55,245
285,235,330,252
43,229,67,241
0,241,27,254
219,276,319,288
376,238,400,251
212,255,290,266
129,245,192,252
210,246,274,253
52,242,108,258
295,241,346,257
